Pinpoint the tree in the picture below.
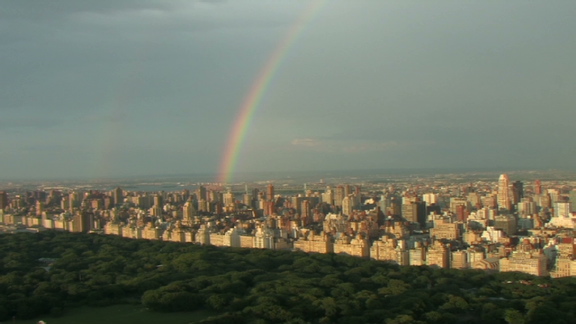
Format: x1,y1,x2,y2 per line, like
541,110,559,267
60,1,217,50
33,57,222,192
504,309,525,324
378,279,409,296
386,314,422,324
318,297,338,317
207,294,229,311
439,295,469,313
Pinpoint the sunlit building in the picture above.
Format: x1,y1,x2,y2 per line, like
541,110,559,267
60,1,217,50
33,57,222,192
497,174,512,210
499,250,548,276
370,237,409,265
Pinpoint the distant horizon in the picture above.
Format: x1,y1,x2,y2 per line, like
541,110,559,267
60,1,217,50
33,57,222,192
1,166,575,183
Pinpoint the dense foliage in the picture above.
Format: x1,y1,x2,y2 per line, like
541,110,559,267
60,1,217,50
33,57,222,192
0,232,575,323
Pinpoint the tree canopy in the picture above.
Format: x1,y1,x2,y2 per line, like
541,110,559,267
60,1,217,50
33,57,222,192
0,231,574,324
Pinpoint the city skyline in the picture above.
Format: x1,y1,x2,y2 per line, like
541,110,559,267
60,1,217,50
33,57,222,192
2,0,576,180
2,172,576,279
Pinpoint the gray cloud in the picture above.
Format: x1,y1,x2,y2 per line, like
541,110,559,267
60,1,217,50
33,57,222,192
1,0,575,179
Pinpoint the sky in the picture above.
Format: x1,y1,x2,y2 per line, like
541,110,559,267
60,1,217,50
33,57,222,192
1,0,575,181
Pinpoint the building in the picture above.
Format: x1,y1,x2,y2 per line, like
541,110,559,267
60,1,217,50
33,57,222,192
104,222,123,236
451,250,468,269
223,191,235,211
512,181,524,205
142,222,161,240
430,217,461,240
450,198,469,214
70,212,92,233
333,233,370,258
570,190,576,213
402,201,426,228
494,215,517,236
422,193,438,205
426,240,449,269
409,241,426,266
499,250,548,276
335,186,345,207
121,226,142,239
342,196,353,216
0,191,8,211
517,198,536,217
322,187,334,205
534,180,542,195
195,225,210,245
370,237,409,265
497,174,511,211
209,232,226,247
554,202,572,218
222,227,242,247
267,184,275,201
111,187,123,206
294,231,334,254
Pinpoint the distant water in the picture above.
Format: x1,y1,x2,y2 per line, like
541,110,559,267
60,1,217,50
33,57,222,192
120,183,198,192
1,168,575,193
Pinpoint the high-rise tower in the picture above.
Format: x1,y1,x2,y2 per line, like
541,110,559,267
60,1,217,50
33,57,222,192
183,198,197,223
512,181,524,205
497,174,511,210
112,187,123,206
534,180,542,195
0,191,7,211
223,190,235,210
342,196,353,216
267,184,274,201
335,186,345,207
196,186,207,202
570,189,576,213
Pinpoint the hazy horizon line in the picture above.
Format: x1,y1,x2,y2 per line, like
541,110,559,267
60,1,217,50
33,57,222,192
1,166,574,183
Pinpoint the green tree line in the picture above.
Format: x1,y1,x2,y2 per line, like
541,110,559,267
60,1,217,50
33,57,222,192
0,231,574,323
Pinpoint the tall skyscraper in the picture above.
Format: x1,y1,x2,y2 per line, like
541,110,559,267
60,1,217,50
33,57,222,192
554,202,571,218
342,196,353,216
243,193,253,208
355,185,361,197
353,185,362,208
69,192,80,209
512,181,524,205
517,198,536,217
198,199,208,212
401,202,416,223
0,191,7,211
208,190,220,203
301,200,311,225
267,184,274,201
570,190,576,213
196,186,207,202
335,186,345,207
497,174,511,211
322,187,334,205
112,187,123,206
153,194,163,207
35,200,43,216
534,180,542,195
182,189,190,202
183,199,197,222
423,193,438,205
547,189,560,204
344,184,352,197
223,191,235,209
379,193,390,212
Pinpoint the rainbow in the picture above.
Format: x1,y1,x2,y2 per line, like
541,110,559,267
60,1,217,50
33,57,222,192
217,0,327,184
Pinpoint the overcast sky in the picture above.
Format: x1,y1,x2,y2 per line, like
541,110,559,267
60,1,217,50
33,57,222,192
2,0,575,180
